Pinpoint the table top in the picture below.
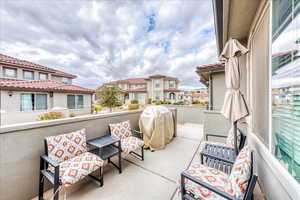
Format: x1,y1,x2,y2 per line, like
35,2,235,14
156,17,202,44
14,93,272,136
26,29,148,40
87,134,120,149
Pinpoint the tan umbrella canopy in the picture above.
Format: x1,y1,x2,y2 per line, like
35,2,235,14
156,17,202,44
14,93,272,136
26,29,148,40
220,38,249,155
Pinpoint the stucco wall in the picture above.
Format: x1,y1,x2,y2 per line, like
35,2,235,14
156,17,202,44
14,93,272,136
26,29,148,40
211,72,226,110
0,110,143,200
203,110,231,140
0,91,92,125
166,105,205,124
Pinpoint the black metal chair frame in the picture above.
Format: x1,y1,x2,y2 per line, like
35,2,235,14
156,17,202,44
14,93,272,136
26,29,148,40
108,125,144,161
205,128,247,151
39,139,103,200
200,144,236,174
181,151,257,200
200,129,247,172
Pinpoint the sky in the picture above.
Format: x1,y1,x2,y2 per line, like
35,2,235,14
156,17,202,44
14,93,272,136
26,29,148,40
0,0,217,90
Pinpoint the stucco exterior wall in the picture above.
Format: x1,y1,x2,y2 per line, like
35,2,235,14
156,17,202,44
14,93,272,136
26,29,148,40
166,105,205,124
211,72,226,110
0,110,143,200
0,91,92,125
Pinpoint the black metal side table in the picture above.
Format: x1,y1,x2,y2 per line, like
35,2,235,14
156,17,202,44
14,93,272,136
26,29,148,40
200,143,237,174
88,135,122,174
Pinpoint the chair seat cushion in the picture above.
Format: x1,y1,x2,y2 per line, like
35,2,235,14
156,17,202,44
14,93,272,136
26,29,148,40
59,152,104,186
184,164,229,200
121,136,144,154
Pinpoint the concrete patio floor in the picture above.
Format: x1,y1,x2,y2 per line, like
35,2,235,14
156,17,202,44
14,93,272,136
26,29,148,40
35,123,265,200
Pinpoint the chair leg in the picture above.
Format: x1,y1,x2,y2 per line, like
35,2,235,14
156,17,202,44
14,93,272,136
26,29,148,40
180,174,185,200
39,158,44,200
53,167,60,200
99,167,104,187
38,172,44,200
141,146,144,161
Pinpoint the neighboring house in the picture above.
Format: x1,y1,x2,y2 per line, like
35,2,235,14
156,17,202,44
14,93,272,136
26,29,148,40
104,74,180,104
183,92,209,104
0,54,94,125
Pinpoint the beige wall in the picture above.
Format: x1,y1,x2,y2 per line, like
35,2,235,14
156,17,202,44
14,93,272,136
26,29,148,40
211,72,226,110
166,105,205,124
0,91,92,125
0,110,143,200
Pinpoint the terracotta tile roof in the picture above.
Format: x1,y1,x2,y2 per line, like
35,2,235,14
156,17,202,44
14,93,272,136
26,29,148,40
105,78,147,85
106,74,180,86
0,78,94,94
0,53,76,79
147,74,179,81
185,93,208,97
196,62,224,72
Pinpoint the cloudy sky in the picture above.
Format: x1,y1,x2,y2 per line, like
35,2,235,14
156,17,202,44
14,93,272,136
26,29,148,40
0,0,217,90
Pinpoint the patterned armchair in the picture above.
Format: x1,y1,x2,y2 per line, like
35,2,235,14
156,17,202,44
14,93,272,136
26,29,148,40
181,146,257,200
109,120,144,160
39,129,104,200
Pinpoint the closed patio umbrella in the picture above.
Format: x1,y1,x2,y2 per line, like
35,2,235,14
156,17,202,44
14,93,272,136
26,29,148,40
220,38,249,155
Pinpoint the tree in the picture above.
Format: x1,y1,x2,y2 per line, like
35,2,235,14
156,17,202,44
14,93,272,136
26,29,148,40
96,85,122,111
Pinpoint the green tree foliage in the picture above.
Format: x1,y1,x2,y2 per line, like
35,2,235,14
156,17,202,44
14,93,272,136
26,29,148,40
96,85,122,111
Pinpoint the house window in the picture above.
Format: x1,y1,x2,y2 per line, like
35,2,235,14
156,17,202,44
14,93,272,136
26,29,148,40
21,93,47,111
3,67,17,78
67,95,84,109
23,70,34,80
62,77,69,83
154,91,160,100
169,80,175,88
271,0,300,183
39,73,48,80
154,79,160,88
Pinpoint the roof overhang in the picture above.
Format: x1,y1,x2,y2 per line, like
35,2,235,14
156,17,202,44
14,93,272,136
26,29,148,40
213,0,262,54
0,86,95,94
196,66,224,86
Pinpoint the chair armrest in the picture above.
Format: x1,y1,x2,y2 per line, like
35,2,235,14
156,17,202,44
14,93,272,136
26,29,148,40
181,172,237,200
41,155,59,168
206,134,227,141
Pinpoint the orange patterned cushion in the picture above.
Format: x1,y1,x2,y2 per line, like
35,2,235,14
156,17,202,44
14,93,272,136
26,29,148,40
59,152,104,186
109,120,132,139
121,136,144,154
226,145,251,199
184,164,228,200
46,129,87,164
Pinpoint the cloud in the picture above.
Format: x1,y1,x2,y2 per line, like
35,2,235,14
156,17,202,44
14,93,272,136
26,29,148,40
0,0,217,90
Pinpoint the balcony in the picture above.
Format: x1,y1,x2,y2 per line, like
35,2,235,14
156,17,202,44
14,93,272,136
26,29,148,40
0,106,266,200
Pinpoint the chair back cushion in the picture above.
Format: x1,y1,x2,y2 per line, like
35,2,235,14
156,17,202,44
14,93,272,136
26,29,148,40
45,129,87,164
226,128,241,148
226,145,252,199
109,120,132,139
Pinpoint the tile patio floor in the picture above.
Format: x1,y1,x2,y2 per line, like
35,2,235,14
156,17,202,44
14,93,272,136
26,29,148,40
34,123,265,200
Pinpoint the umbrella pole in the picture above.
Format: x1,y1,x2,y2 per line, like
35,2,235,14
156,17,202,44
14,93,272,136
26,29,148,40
233,121,238,156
